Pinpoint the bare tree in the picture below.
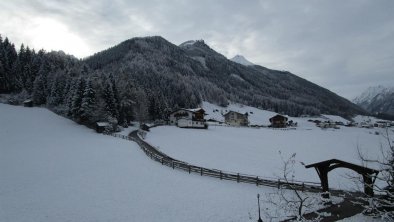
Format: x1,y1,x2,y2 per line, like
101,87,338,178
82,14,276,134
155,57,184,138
358,128,394,221
264,152,320,221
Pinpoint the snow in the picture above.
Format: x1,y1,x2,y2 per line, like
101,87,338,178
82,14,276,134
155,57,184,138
96,121,109,127
146,124,390,191
202,101,351,129
352,115,384,124
203,101,278,126
179,40,197,47
0,103,334,222
230,73,245,82
230,55,255,66
338,213,385,221
353,85,394,104
321,115,349,123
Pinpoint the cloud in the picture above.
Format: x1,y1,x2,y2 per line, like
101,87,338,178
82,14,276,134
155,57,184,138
1,0,393,99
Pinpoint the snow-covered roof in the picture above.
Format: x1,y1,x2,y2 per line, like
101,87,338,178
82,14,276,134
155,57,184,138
96,122,110,127
321,115,348,123
269,114,288,121
170,108,205,114
185,108,204,112
23,99,32,103
223,110,247,116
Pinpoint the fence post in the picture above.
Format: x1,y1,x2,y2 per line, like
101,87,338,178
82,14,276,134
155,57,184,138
278,179,281,189
237,173,240,183
220,171,223,180
172,161,175,169
256,176,259,186
161,158,164,165
302,182,305,192
188,165,191,174
200,168,203,176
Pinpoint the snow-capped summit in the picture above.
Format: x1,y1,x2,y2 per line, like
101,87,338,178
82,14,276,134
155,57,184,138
353,85,394,115
230,55,254,66
179,40,198,47
353,85,393,104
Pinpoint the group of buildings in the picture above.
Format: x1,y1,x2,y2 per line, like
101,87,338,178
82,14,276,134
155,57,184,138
168,108,289,129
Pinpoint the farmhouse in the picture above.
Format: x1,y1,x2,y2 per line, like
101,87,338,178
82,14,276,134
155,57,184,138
223,111,249,126
269,114,288,128
169,108,207,128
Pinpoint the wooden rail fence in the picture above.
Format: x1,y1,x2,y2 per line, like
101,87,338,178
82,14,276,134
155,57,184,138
103,131,332,193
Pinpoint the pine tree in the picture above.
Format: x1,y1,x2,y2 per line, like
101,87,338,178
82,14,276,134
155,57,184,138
103,80,119,120
109,73,121,119
119,80,136,125
133,88,148,124
70,77,86,120
48,71,67,107
32,60,52,105
80,79,97,124
32,74,47,105
1,37,18,92
65,78,77,116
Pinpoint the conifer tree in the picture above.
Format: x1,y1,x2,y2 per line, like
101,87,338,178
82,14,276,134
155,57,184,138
80,79,97,124
32,74,47,105
103,80,119,120
71,77,86,120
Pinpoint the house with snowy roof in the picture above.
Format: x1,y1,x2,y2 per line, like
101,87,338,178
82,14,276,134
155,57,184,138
269,114,288,128
223,111,249,126
169,108,207,128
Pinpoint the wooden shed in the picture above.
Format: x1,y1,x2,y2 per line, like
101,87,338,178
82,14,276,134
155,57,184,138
23,99,33,107
269,114,288,128
96,122,110,133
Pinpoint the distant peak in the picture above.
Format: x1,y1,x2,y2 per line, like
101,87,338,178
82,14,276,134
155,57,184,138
230,54,254,66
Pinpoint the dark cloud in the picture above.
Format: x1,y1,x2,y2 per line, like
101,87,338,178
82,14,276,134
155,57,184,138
1,0,393,99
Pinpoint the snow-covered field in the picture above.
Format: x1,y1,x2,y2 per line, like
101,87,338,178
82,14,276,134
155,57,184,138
1,103,390,221
0,103,337,222
145,124,389,191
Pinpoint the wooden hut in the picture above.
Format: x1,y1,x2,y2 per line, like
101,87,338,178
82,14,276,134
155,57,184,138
96,122,109,133
23,99,33,107
269,114,288,128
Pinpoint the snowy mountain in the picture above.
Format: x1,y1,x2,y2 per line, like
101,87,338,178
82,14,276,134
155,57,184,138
84,36,365,117
353,85,394,115
2,35,366,124
230,54,254,66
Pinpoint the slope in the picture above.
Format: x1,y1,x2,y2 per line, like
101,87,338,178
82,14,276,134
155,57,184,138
0,103,273,221
85,37,365,118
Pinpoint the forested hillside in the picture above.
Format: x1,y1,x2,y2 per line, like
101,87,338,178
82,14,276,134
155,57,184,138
0,35,366,128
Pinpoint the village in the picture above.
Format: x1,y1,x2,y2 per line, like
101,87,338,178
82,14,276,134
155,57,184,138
95,101,394,133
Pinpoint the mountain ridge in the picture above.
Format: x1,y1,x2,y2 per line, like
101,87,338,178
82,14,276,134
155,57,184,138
353,85,394,115
85,36,365,118
0,34,366,125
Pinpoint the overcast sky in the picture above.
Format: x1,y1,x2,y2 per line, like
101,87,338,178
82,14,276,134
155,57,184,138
1,0,393,100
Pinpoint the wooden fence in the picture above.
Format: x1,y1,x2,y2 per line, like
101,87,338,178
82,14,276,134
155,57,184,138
103,131,332,193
